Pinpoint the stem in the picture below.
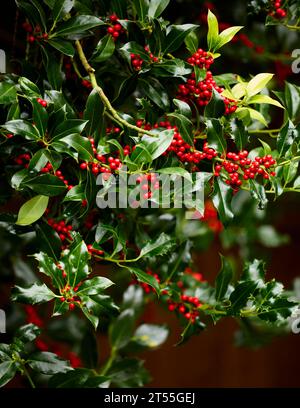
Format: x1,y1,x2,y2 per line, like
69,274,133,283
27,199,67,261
165,245,185,284
248,128,281,134
101,347,116,376
23,366,35,388
75,41,154,137
286,24,300,31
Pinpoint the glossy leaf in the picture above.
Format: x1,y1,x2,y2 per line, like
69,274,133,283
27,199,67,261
215,255,233,302
16,195,49,226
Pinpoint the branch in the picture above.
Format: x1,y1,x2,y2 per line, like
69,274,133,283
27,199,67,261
75,40,155,137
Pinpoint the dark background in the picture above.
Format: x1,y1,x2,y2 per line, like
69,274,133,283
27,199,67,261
1,0,300,388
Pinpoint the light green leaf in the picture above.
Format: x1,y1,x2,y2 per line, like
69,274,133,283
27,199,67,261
16,195,49,226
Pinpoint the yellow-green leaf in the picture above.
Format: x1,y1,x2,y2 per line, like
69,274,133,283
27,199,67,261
247,94,284,109
207,10,219,51
246,73,274,97
216,26,243,50
16,195,49,226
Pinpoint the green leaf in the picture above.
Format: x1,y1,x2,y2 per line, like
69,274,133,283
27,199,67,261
242,259,265,282
119,41,151,62
246,73,274,98
204,88,225,118
16,195,49,226
15,323,41,343
53,0,74,22
0,362,17,387
249,179,268,210
148,0,169,18
135,129,174,163
206,118,226,154
284,82,300,120
194,66,206,84
156,167,192,182
22,174,66,197
58,134,94,161
131,0,149,21
216,26,243,50
7,102,20,120
138,78,169,110
247,94,284,109
54,15,104,37
139,233,175,258
49,368,91,388
207,10,219,51
110,309,135,349
83,89,104,137
259,297,296,322
229,281,258,314
164,24,198,54
92,34,115,62
0,82,17,104
52,119,88,140
215,255,233,302
283,159,298,184
129,267,160,294
34,251,63,288
18,77,40,96
236,107,268,127
277,120,297,157
173,99,192,118
48,39,75,56
185,30,199,53
31,98,48,136
49,369,108,388
78,277,114,296
3,119,40,140
11,282,56,304
230,119,248,151
151,59,192,77
132,324,168,348
62,235,90,286
212,178,233,225
28,352,72,375
168,112,193,146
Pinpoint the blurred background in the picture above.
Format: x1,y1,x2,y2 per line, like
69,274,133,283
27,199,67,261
1,0,300,387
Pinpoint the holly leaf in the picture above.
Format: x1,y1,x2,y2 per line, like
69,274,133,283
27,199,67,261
16,195,49,226
28,352,72,375
215,255,233,302
11,282,56,304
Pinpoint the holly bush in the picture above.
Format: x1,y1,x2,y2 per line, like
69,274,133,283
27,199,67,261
0,0,300,388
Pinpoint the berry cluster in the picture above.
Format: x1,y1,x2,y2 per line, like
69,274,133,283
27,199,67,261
79,137,130,176
144,45,159,63
177,71,237,114
199,201,223,233
214,150,276,188
187,48,214,70
14,153,30,167
22,22,48,43
37,97,47,108
47,219,73,248
59,282,82,311
136,173,160,200
87,245,104,257
131,54,143,71
106,14,125,40
167,294,201,323
184,267,204,282
270,0,287,18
